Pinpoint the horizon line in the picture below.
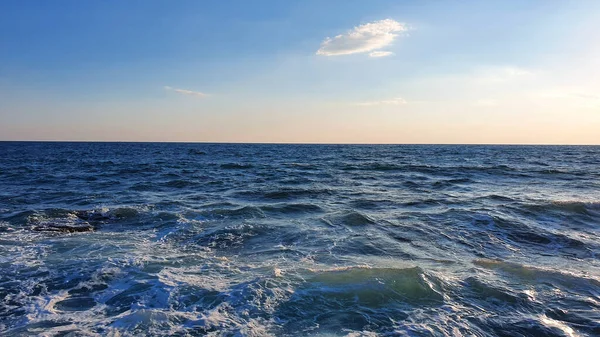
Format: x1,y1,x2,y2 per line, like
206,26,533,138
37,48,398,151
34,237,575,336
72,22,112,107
0,140,598,146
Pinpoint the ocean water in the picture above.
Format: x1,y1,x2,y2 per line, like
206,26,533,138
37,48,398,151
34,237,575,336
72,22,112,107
0,142,599,337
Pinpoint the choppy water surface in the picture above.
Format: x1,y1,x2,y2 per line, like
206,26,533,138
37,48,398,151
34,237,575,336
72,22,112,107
1,142,599,336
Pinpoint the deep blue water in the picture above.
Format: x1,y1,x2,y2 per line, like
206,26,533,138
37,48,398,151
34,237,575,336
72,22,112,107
1,142,599,336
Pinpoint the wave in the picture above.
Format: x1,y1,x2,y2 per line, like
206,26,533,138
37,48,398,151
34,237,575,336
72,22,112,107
349,198,397,210
162,179,198,189
338,163,527,176
187,149,207,155
461,276,524,307
431,178,473,189
340,163,435,173
522,200,600,216
75,207,141,221
193,224,269,250
480,194,515,202
473,259,600,290
208,206,265,219
259,203,324,214
323,211,376,227
465,213,596,258
276,266,444,333
305,266,444,305
504,228,589,254
234,188,333,201
129,182,155,191
284,163,318,170
220,163,254,169
275,266,444,333
399,198,445,208
263,189,332,200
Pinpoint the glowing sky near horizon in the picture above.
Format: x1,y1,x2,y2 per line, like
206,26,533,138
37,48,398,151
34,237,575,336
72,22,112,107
1,0,599,144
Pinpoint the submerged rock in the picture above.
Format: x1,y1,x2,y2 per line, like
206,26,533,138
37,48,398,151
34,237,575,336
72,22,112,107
29,207,140,234
74,210,111,221
75,207,139,221
30,212,95,233
33,220,94,233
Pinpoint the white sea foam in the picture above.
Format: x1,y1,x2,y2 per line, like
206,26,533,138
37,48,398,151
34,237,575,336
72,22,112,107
540,315,579,337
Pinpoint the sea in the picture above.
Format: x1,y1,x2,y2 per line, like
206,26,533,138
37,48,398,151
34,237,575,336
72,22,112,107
0,142,599,336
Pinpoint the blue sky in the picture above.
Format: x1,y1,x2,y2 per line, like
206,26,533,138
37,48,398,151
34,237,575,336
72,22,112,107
1,0,599,143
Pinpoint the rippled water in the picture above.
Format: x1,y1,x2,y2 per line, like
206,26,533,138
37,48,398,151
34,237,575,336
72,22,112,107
0,142,599,336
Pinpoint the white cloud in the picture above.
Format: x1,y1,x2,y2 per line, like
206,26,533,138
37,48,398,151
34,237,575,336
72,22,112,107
164,86,209,97
355,97,407,106
369,51,394,58
317,19,407,56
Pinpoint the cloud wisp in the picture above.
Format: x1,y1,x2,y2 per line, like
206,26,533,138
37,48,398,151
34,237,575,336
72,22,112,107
317,19,407,57
355,97,407,106
164,86,209,97
474,66,535,83
369,51,394,58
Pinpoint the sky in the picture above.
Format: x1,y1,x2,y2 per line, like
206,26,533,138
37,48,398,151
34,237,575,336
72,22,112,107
1,0,599,144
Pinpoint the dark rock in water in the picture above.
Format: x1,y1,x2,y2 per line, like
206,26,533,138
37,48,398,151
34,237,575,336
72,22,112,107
74,210,111,221
33,222,94,233
54,297,97,311
30,207,140,233
31,214,94,233
74,208,138,221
